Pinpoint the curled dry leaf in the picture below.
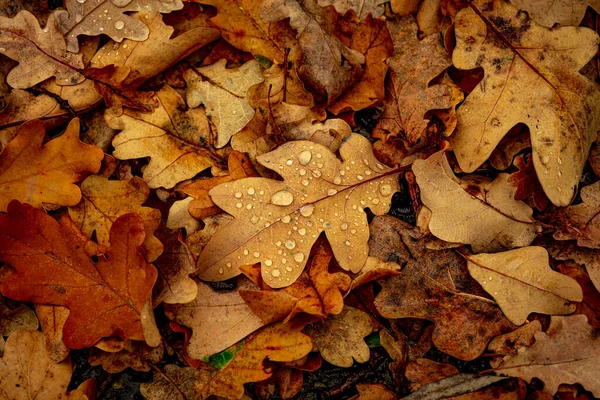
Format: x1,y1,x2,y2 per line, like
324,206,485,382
184,59,265,149
370,216,515,360
466,247,583,325
196,134,400,288
0,201,158,349
496,315,600,397
166,198,201,235
0,11,84,89
68,176,163,262
413,151,539,252
508,153,549,211
248,63,314,108
510,0,600,27
89,341,164,373
106,85,216,189
0,330,85,400
164,279,265,359
451,0,600,206
304,305,373,367
0,118,103,212
259,0,365,104
56,0,184,52
35,305,71,363
373,16,453,145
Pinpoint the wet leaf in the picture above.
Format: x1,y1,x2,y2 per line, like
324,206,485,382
196,133,400,288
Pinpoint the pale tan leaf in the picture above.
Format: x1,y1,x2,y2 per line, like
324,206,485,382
197,133,400,288
167,197,201,236
413,151,539,252
466,247,583,325
35,305,70,363
89,341,164,373
140,364,204,400
304,305,372,367
184,59,264,148
510,0,600,27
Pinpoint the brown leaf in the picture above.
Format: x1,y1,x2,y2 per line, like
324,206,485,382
0,201,158,348
35,304,71,362
370,215,515,360
508,154,548,211
0,11,84,89
0,297,38,341
89,341,164,373
405,358,459,392
196,133,400,288
304,306,372,367
451,0,600,206
56,0,184,52
259,0,365,104
248,63,314,108
0,330,86,400
350,383,399,400
140,364,205,400
373,16,453,145
413,151,539,252
68,176,163,262
557,263,600,328
509,0,600,27
488,320,542,366
0,118,103,212
496,315,600,397
546,240,600,294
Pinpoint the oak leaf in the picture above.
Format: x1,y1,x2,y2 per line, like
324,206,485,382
413,151,539,252
351,383,398,400
405,358,459,392
166,198,201,235
318,0,387,19
510,0,600,27
89,341,164,373
0,118,103,212
451,0,600,206
248,63,314,108
488,320,542,365
0,330,86,400
465,247,583,325
184,59,264,148
259,0,365,104
0,298,38,354
304,305,372,367
370,216,515,360
35,304,71,362
0,11,84,89
373,17,453,145
547,240,600,294
557,263,600,328
495,315,600,396
508,153,549,211
140,364,204,400
0,201,158,349
164,279,265,359
68,175,163,262
196,133,400,288
56,0,183,52
106,85,216,189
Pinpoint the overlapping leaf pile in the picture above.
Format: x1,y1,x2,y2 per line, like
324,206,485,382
1,0,600,398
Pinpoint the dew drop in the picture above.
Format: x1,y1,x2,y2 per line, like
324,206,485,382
264,222,271,227
232,110,237,115
282,258,287,264
236,202,243,208
247,187,255,195
294,253,305,262
286,159,293,166
271,269,281,278
286,266,293,272
301,179,309,186
372,198,380,205
333,176,342,184
312,170,322,178
282,215,291,223
317,163,324,169
557,158,562,165
298,150,312,165
341,223,348,231
345,240,351,246
253,251,260,258
246,204,252,210
379,184,393,196
285,240,296,249
376,163,384,169
351,229,357,234
77,0,85,3
300,204,314,217
327,189,337,196
558,171,562,177
234,192,242,198
298,228,306,235
339,170,345,176
357,175,364,181
365,170,372,176
541,156,550,164
250,215,259,224
271,190,294,206
114,20,125,30
218,267,224,274
0,48,5,52
299,168,307,176
227,262,232,268
316,153,322,159
265,259,273,266
243,249,249,255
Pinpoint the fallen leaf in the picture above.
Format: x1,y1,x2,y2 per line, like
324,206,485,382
401,374,509,400
68,176,163,262
166,198,201,235
546,240,600,293
508,153,549,211
56,0,184,52
106,85,216,189
391,0,420,15
89,341,164,373
451,0,600,206
373,16,453,145
0,118,103,212
0,330,86,400
35,304,70,362
405,358,459,392
509,0,599,27
259,0,365,104
413,151,539,252
0,298,38,344
140,364,205,400
370,215,515,360
495,315,600,397
0,11,84,89
350,383,398,400
184,59,265,148
488,320,542,366
350,256,403,289
328,13,393,115
230,111,280,174
556,263,600,328
196,133,400,288
318,0,387,20
0,201,158,348
465,247,583,325
304,305,373,367
164,279,265,359
248,63,314,108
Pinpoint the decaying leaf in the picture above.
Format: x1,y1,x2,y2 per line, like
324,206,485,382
496,315,600,397
405,358,458,392
466,247,582,325
0,298,38,344
350,383,398,400
374,16,453,145
56,0,184,52
35,304,71,363
89,341,164,373
68,176,163,262
510,0,600,27
413,151,539,252
196,133,400,288
370,216,515,360
0,330,85,400
304,305,372,367
0,118,103,212
451,0,600,206
0,201,158,349
140,364,204,400
488,320,542,364
184,59,264,148
401,374,509,400
164,279,265,359
248,63,314,109
0,11,84,89
106,85,216,188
